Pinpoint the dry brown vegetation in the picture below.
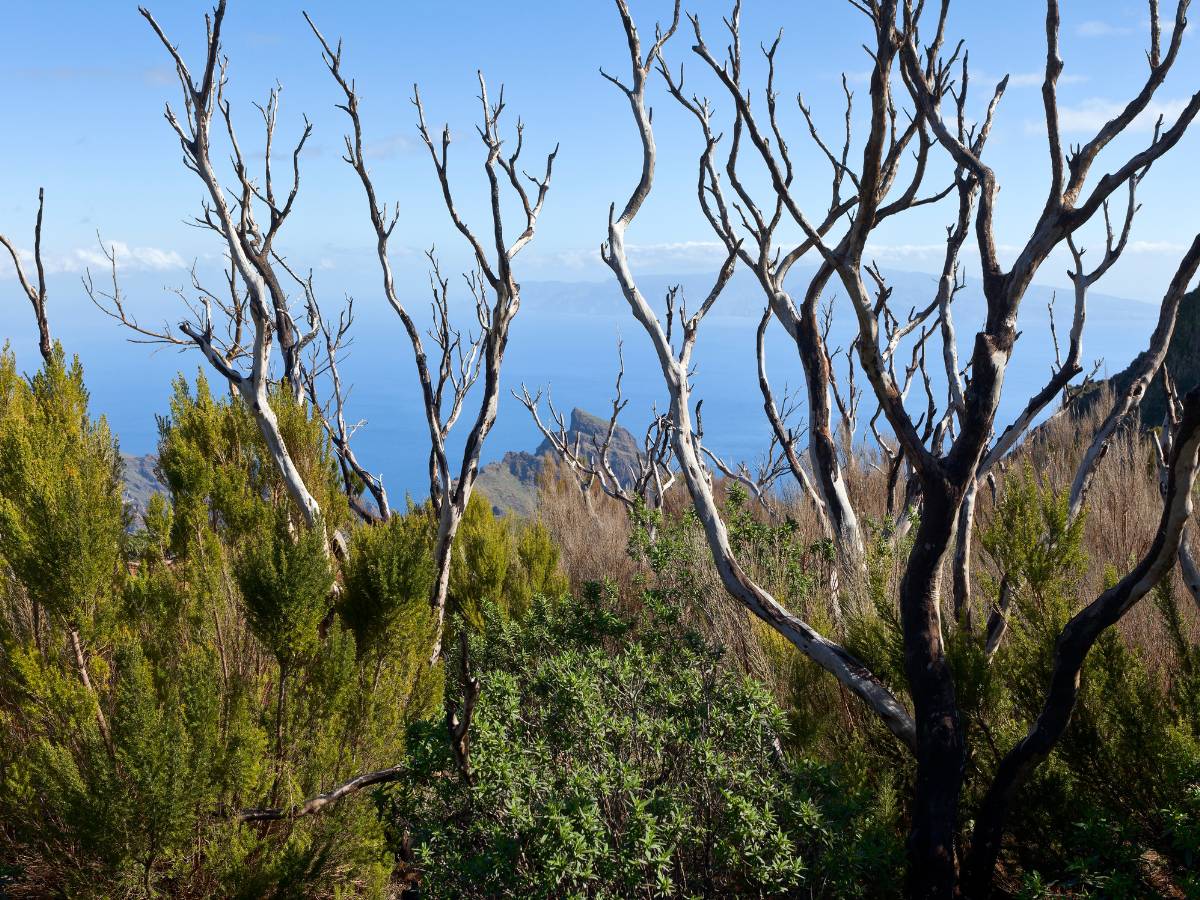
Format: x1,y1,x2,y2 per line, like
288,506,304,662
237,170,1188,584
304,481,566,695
538,398,1200,686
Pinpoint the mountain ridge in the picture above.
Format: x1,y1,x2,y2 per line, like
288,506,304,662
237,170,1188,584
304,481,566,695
473,407,641,517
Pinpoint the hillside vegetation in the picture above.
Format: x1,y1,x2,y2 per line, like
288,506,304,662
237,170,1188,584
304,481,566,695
0,342,1196,898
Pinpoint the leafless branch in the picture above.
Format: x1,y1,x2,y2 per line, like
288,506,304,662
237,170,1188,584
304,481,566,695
0,188,52,362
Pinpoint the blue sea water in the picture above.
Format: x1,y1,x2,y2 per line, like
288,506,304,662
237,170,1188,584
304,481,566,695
2,267,1160,502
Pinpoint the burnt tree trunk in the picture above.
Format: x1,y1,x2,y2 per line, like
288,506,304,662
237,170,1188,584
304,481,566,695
900,483,966,897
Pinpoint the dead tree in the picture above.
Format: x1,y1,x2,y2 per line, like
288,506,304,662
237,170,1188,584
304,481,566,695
1155,370,1200,613
292,281,392,524
599,0,918,754
517,340,679,516
658,2,961,579
1,189,52,364
609,0,1200,894
756,307,829,527
90,1,329,537
306,15,557,659
656,35,865,572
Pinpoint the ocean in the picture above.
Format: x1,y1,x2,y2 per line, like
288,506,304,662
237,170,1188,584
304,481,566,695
3,266,1160,501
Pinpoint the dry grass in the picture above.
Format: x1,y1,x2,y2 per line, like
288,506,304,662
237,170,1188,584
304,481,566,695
537,394,1200,687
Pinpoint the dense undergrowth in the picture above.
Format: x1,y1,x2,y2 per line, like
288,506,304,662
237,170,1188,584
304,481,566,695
1,349,1198,897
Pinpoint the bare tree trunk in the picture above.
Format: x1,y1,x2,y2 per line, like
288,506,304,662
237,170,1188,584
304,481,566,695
70,628,115,759
0,188,52,364
1180,527,1200,612
428,501,464,662
984,575,1015,661
597,0,917,751
952,478,979,626
899,489,965,898
796,273,865,569
307,21,556,655
139,2,327,541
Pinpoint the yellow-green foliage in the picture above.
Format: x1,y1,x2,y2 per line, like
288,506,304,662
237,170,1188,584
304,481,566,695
342,511,437,661
340,511,443,734
450,493,511,626
449,491,568,626
236,508,335,675
0,346,125,625
0,357,433,896
508,516,569,618
974,466,1200,891
981,463,1086,616
158,371,350,547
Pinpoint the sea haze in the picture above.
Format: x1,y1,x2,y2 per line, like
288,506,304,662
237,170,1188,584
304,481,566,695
3,266,1158,503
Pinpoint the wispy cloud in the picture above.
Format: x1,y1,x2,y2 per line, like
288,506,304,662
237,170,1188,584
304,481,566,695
523,241,733,276
862,239,1185,266
626,240,728,269
0,241,187,280
1024,96,1190,134
1077,20,1134,37
4,65,173,86
977,70,1088,89
862,242,1018,265
363,133,416,160
1126,240,1195,255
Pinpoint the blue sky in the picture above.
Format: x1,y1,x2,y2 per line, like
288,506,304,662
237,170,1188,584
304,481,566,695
2,1,1197,296
1,2,1198,489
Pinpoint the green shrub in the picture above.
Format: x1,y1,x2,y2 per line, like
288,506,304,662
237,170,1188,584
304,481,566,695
975,466,1200,893
378,584,904,898
447,491,568,626
236,510,334,677
0,345,125,627
0,355,422,896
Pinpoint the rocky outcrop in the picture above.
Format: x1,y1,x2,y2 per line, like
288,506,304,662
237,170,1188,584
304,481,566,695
120,452,164,521
474,408,641,518
1069,288,1200,427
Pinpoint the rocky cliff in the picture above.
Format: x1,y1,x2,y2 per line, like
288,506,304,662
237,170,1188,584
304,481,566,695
1070,288,1200,427
474,408,642,517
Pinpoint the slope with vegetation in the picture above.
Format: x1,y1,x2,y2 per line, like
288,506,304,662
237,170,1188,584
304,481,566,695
3,0,1200,897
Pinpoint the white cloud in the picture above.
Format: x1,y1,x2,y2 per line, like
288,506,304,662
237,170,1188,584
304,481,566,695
1077,20,1134,37
979,71,1094,88
862,243,947,262
523,247,599,273
863,241,1025,264
626,240,728,269
0,241,187,280
525,240,731,275
363,133,415,160
864,237,1188,264
1024,96,1191,134
1126,240,1194,254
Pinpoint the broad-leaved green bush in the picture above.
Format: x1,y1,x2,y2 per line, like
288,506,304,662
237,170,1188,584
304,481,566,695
379,581,904,898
